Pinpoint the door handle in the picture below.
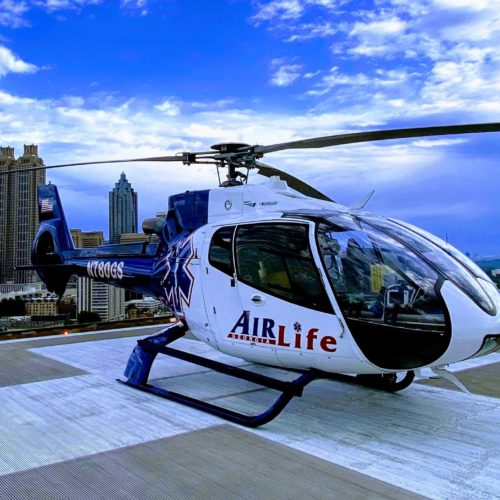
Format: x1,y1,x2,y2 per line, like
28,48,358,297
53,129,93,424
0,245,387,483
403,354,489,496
251,294,265,305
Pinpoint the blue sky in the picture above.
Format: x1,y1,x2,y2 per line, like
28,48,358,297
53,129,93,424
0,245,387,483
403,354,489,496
0,0,499,255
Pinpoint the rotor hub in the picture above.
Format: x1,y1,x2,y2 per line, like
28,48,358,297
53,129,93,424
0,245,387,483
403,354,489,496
211,142,250,153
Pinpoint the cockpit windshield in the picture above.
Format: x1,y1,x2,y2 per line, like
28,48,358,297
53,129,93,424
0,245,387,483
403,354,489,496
318,218,444,325
361,215,496,316
388,218,494,284
317,215,450,369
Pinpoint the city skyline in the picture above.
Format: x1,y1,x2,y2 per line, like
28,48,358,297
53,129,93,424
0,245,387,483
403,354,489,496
0,1,499,255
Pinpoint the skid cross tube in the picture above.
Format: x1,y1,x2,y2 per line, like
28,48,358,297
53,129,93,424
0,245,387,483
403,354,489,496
120,323,318,427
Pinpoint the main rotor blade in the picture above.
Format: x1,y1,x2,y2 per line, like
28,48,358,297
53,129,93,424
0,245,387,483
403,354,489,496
255,161,333,202
0,154,211,176
254,122,500,155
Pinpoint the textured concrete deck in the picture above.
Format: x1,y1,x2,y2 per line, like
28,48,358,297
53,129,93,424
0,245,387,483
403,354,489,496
0,425,420,500
1,326,500,499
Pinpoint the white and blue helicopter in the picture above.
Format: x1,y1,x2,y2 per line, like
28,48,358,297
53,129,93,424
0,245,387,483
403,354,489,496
10,123,500,426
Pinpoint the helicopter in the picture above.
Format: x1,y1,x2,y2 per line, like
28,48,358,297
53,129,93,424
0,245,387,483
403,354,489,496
6,122,500,427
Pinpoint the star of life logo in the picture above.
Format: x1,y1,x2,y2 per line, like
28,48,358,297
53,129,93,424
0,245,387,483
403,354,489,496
161,234,196,317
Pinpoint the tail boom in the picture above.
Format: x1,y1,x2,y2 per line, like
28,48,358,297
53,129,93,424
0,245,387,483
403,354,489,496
32,183,166,299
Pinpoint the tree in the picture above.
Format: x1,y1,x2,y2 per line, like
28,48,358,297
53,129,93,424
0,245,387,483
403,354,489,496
77,311,101,324
0,297,26,316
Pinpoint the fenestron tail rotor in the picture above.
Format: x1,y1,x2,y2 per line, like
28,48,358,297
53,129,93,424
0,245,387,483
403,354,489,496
2,122,499,201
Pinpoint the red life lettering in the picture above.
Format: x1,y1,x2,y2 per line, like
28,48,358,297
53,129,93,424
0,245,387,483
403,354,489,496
320,336,337,353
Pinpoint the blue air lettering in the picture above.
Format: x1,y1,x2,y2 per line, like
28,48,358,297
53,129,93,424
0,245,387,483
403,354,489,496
87,260,124,280
230,311,276,339
228,310,337,353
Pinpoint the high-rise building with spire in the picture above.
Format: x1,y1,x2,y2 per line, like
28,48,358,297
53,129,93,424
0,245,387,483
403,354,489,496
0,145,46,283
109,172,138,243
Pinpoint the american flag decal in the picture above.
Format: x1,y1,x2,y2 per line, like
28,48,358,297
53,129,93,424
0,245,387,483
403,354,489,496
40,197,54,214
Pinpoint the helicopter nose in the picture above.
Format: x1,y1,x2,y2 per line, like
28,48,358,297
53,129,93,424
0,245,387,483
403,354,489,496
434,279,500,365
474,279,500,357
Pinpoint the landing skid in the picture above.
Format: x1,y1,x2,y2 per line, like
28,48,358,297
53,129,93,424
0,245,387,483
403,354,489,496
119,323,318,428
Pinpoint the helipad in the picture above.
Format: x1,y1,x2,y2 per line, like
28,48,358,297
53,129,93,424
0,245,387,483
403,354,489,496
1,325,500,499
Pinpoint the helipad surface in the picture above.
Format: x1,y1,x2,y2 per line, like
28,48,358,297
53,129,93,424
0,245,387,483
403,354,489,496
1,325,500,499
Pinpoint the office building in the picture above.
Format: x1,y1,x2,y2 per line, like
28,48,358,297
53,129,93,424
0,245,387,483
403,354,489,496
0,145,46,283
25,297,58,316
69,230,104,288
77,278,125,321
120,232,148,244
71,229,105,248
73,229,125,320
109,172,137,244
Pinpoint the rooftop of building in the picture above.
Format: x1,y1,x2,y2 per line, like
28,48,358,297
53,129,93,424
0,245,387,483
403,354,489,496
1,325,500,498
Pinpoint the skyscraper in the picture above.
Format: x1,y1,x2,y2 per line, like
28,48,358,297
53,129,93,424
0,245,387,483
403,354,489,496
0,145,46,283
73,229,125,320
77,278,125,321
109,172,138,243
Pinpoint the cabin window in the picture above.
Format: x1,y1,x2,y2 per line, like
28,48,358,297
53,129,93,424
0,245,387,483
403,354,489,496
235,223,333,313
209,226,235,276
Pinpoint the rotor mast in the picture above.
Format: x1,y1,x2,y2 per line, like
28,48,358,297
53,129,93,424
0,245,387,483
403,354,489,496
209,142,257,186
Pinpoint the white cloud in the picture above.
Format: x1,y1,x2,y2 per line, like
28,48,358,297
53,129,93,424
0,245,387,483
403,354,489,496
0,0,149,26
251,0,339,23
190,98,236,109
0,89,36,104
120,0,148,15
347,16,408,57
411,138,467,148
248,0,500,125
251,0,304,23
121,0,147,7
306,66,412,97
1,85,497,254
419,58,500,114
0,89,442,186
286,22,337,42
0,0,29,27
0,45,38,77
303,70,321,79
350,17,407,38
60,95,85,107
32,0,103,10
0,0,497,249
430,0,497,12
270,62,302,86
155,99,181,116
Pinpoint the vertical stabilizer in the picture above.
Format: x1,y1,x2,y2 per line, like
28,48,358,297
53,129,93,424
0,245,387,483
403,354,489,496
31,184,76,296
